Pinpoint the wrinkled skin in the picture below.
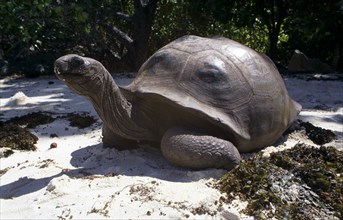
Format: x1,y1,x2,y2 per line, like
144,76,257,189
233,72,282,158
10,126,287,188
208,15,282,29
55,35,301,170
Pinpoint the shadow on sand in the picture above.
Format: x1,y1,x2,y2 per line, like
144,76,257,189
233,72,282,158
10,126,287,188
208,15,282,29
0,143,226,199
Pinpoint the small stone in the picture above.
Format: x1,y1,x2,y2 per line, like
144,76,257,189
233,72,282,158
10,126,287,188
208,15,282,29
50,142,57,149
50,133,58,138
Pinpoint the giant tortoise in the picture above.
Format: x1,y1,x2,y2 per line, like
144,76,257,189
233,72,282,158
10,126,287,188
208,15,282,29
54,35,301,170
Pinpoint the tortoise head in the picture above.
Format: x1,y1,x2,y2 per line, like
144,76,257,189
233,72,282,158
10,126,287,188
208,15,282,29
54,54,106,96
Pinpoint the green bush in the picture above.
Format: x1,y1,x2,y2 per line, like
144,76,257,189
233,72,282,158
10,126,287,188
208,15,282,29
1,0,341,76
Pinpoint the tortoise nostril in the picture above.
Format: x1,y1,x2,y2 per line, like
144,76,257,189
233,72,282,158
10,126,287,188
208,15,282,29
54,59,68,73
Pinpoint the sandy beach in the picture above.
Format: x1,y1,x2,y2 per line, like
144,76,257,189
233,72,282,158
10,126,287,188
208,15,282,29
0,74,342,219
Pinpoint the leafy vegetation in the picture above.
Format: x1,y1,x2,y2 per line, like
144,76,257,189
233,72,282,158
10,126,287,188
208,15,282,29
0,0,342,76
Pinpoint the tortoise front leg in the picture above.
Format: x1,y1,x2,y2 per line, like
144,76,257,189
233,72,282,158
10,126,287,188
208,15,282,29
102,126,139,150
161,127,241,170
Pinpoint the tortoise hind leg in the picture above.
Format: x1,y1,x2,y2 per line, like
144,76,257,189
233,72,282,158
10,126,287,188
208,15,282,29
161,127,241,170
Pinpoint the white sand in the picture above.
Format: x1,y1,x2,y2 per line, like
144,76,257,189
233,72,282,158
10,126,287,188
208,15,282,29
0,75,342,219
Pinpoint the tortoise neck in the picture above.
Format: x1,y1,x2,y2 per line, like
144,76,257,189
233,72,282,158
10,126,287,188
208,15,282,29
88,69,153,140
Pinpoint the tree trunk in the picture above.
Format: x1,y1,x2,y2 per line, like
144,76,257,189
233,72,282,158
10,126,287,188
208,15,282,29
261,0,288,61
131,0,158,70
104,0,158,71
267,23,282,61
332,41,340,70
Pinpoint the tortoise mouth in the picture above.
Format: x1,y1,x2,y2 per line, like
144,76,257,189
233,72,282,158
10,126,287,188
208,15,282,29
55,66,85,79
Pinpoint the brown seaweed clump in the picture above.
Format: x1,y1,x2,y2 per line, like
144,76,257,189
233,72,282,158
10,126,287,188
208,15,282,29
0,112,97,158
64,113,97,129
5,111,55,128
0,123,38,152
300,121,336,145
0,112,53,157
217,143,342,219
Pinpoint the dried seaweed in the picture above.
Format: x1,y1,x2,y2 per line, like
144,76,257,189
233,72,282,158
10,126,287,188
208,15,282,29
217,143,342,219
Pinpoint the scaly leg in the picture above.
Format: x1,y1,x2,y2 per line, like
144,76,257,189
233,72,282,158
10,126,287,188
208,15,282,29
161,127,241,170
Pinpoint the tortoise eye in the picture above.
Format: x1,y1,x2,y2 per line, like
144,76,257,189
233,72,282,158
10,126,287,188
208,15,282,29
70,56,84,69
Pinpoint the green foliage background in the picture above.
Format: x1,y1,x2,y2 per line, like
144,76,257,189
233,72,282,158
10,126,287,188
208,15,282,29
0,0,342,76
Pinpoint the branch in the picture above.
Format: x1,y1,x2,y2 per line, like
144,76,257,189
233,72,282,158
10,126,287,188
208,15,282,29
115,12,132,22
103,24,134,51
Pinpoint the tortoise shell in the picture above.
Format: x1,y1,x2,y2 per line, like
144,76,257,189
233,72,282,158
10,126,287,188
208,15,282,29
125,35,301,152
